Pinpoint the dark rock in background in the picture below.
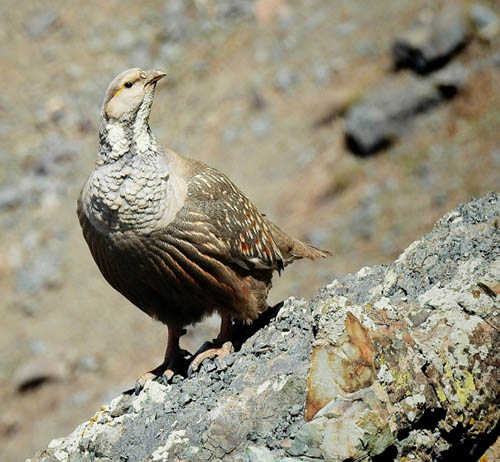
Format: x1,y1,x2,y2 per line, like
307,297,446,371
344,67,469,155
3,1,499,461
13,357,67,393
27,193,500,462
392,5,469,74
470,4,499,41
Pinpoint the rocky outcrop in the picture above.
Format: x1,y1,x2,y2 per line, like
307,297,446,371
344,3,499,156
392,5,469,74
344,64,468,155
28,193,500,462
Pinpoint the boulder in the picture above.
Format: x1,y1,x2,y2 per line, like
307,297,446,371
28,193,500,462
344,64,468,155
392,5,469,74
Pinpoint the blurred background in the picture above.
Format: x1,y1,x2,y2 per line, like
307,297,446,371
0,0,499,460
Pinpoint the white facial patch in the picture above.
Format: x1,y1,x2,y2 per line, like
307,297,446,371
105,85,143,119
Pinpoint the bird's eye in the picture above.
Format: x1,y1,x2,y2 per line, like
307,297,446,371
124,82,133,88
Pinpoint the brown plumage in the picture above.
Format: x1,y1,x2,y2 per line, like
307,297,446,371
77,68,331,389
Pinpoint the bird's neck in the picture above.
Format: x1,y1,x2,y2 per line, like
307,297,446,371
96,116,160,166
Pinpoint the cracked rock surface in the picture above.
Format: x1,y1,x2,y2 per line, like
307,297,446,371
28,193,500,462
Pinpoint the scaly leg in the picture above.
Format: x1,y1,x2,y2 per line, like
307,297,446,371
135,327,191,394
187,315,234,376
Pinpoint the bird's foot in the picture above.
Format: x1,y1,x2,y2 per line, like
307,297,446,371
134,349,192,394
187,341,233,377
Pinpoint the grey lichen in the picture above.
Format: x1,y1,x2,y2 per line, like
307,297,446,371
28,193,500,462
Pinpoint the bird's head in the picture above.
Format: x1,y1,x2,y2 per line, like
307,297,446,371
101,68,167,123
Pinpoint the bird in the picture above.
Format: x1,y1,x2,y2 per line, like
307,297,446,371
77,68,332,391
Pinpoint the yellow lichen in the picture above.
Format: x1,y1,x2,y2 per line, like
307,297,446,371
393,370,409,391
444,362,476,406
436,385,446,403
444,362,453,379
455,371,475,406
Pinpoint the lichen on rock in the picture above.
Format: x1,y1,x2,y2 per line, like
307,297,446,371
28,193,500,462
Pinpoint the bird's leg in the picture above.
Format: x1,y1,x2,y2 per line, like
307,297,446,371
187,316,234,376
135,327,191,394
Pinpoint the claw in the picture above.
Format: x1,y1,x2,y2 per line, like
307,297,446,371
134,381,142,395
187,341,233,377
134,348,192,394
134,372,154,395
162,369,175,383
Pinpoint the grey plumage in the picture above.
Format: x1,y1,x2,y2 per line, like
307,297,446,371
77,68,331,384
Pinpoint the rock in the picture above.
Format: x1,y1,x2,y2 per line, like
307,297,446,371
0,132,78,214
214,0,253,21
0,183,26,210
24,9,61,39
392,5,469,74
312,63,332,85
27,193,500,461
75,355,100,373
481,437,500,462
158,42,184,64
13,357,67,393
112,30,137,54
16,248,63,295
348,185,380,239
35,132,79,176
14,227,66,296
345,73,439,155
250,114,273,137
344,65,468,155
275,68,301,93
160,1,192,43
430,63,469,98
0,175,56,212
127,42,153,69
470,4,499,41
254,0,289,25
304,192,500,461
246,445,276,462
222,126,240,144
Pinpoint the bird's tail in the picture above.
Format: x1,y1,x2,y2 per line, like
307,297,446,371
267,221,333,263
290,238,333,260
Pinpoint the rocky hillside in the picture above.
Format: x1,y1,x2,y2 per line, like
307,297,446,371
1,0,499,460
28,194,500,461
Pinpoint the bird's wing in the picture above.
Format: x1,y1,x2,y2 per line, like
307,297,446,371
171,167,285,272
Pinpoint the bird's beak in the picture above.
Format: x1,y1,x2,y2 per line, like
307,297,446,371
145,70,167,86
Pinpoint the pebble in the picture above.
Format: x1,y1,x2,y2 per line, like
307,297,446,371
158,42,184,63
222,127,240,145
0,184,25,210
76,355,100,373
250,114,272,137
24,9,60,39
112,30,137,53
16,249,62,295
470,4,499,40
431,63,469,98
312,63,332,84
35,132,78,176
275,68,301,93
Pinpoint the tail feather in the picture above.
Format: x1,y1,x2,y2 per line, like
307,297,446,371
267,221,332,263
290,239,333,260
